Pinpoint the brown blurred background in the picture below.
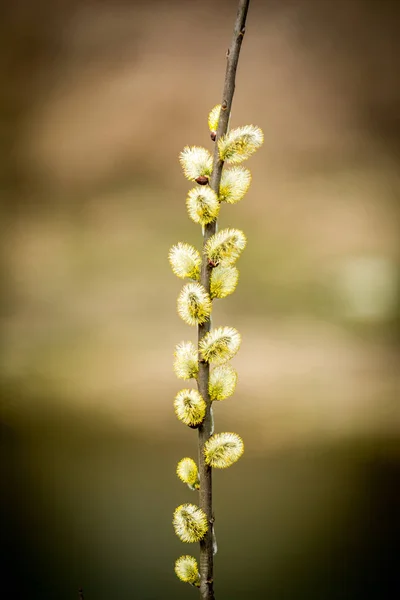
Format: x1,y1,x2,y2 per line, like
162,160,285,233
1,0,399,598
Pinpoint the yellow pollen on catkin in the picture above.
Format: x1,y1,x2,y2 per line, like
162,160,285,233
176,457,199,489
219,166,252,204
174,555,200,586
186,187,220,226
174,389,206,427
199,326,241,365
204,432,244,468
210,265,239,299
218,125,264,164
173,504,208,543
177,282,212,326
169,243,201,280
205,228,247,267
179,146,213,181
173,341,199,380
209,364,238,401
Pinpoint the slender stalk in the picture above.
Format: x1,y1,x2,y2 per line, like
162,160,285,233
197,2,250,598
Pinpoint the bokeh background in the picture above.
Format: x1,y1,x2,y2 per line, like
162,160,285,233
1,0,399,598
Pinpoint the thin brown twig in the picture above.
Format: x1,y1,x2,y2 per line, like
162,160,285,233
196,2,250,599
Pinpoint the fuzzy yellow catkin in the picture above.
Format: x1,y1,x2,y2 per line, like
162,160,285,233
186,187,220,226
205,228,247,267
173,504,208,543
179,146,213,181
204,432,244,468
169,243,201,280
199,326,241,365
219,166,252,204
177,282,212,326
208,104,221,133
209,364,238,401
174,389,206,427
210,264,239,299
218,125,264,164
173,341,199,380
174,555,200,586
176,457,199,489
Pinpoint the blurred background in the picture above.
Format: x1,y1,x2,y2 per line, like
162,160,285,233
1,0,399,598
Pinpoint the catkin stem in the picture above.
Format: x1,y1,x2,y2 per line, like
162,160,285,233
197,2,250,598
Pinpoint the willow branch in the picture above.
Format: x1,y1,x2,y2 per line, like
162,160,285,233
197,2,250,599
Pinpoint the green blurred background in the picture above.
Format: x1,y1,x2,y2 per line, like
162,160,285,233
1,0,399,598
